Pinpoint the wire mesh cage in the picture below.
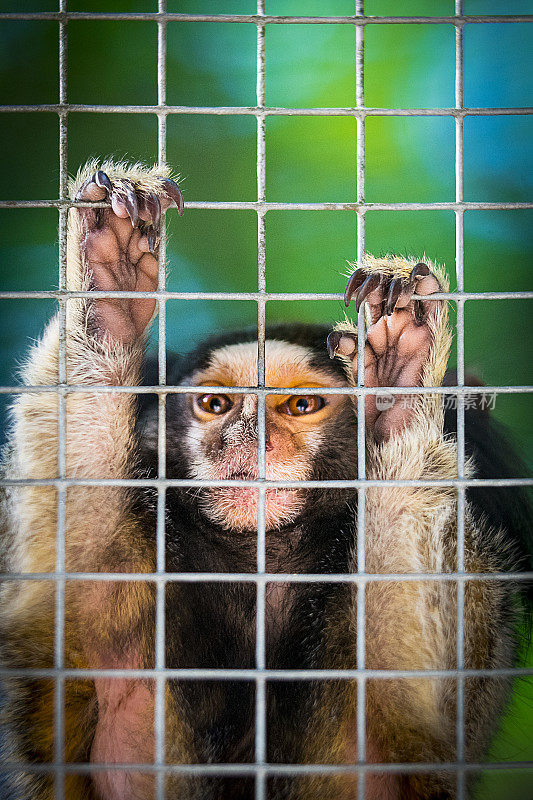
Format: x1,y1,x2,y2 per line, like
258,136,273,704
0,2,532,800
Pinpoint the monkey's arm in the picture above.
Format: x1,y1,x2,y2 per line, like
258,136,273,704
1,163,183,800
8,163,183,574
325,259,517,800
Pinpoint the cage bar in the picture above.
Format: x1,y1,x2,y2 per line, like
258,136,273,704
1,12,532,24
1,290,532,300
1,665,532,681
255,3,268,799
0,383,531,396
2,477,532,489
1,571,533,586
1,759,532,777
154,1,169,796
53,2,69,797
454,4,466,798
354,2,367,798
1,104,533,116
3,200,533,212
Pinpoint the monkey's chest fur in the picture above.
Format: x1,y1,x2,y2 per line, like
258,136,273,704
162,494,356,783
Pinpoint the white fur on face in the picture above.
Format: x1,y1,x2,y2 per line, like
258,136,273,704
183,340,345,532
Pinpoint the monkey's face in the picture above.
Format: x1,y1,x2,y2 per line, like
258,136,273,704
183,340,350,532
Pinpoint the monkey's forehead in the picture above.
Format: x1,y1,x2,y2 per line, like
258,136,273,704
189,339,346,389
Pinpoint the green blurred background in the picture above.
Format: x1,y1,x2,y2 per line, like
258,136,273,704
0,0,532,796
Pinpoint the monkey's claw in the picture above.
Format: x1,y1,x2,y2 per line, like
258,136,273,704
343,261,440,324
94,170,112,192
162,178,185,216
327,330,357,360
122,186,139,227
343,268,366,308
76,170,184,229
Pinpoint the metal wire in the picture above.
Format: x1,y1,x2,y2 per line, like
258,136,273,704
255,4,267,798
0,666,532,681
1,5,532,800
155,5,168,800
454,4,466,797
0,384,531,396
0,759,531,777
54,4,68,797
1,289,532,299
1,12,532,24
2,477,531,489
2,200,533,211
1,571,533,585
1,103,532,116
355,5,367,799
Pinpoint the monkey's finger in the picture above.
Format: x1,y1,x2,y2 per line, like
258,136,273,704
138,235,150,253
344,268,366,307
76,172,109,202
127,227,144,263
385,279,402,316
162,178,185,216
144,194,161,229
137,253,160,284
411,271,442,322
121,186,139,228
138,196,152,222
388,261,430,316
110,192,130,219
414,300,426,324
147,228,159,254
327,330,357,360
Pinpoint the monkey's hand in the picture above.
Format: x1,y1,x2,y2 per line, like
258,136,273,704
327,257,451,440
72,164,183,344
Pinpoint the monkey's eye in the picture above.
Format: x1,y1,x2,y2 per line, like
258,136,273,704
197,394,233,415
280,395,326,416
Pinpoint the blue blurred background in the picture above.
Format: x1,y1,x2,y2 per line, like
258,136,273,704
0,1,532,796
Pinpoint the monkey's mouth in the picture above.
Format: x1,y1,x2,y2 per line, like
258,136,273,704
203,466,304,532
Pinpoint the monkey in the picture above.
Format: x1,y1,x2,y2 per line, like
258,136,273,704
0,161,531,800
